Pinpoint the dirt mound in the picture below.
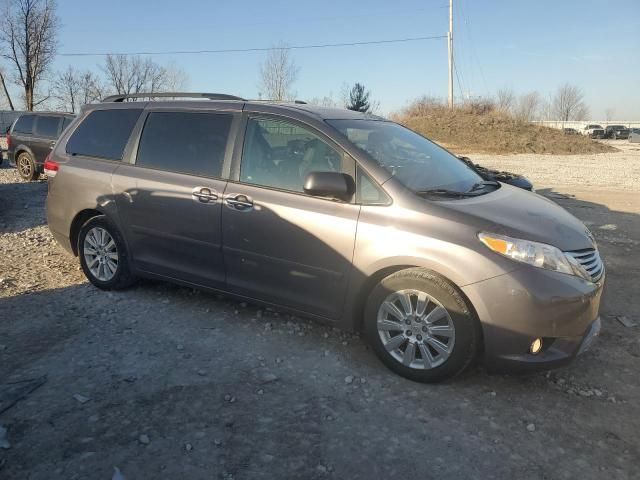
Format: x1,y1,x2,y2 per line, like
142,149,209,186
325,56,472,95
397,108,616,155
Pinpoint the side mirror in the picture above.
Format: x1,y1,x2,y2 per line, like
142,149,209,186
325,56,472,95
303,171,355,202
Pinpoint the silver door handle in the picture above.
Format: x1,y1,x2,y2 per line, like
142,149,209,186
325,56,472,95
225,194,253,211
192,187,218,203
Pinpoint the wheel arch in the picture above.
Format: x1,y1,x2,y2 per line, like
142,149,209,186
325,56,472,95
69,208,105,256
14,144,34,160
347,264,484,353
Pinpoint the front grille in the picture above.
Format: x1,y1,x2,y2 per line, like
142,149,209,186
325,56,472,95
565,248,604,283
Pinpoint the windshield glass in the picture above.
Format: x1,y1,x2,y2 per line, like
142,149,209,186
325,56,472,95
327,119,483,192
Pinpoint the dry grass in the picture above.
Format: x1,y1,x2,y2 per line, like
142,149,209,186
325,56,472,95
395,105,616,155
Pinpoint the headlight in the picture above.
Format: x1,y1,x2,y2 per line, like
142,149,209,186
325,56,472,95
478,232,590,280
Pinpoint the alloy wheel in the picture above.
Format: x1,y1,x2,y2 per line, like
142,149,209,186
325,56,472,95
83,227,119,282
377,289,455,369
18,155,33,178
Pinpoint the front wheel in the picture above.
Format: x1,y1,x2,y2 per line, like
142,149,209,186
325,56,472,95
78,216,136,290
364,268,481,383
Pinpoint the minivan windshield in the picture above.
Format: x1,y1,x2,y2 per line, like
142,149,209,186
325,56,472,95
327,119,484,194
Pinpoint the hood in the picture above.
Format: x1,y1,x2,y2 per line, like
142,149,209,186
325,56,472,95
439,184,594,251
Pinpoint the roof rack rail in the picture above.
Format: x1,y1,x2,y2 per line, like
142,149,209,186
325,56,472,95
248,99,307,104
102,92,247,103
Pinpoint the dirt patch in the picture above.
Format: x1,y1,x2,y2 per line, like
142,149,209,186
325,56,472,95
397,108,617,155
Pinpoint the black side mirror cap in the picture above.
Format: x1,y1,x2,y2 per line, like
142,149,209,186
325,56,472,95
303,171,355,202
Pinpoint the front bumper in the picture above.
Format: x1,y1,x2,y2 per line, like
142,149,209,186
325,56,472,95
462,265,604,373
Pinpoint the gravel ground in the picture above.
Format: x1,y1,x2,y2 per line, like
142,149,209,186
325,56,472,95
1,154,639,479
472,140,640,191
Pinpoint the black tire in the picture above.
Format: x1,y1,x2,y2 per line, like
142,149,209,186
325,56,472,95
364,268,481,383
78,215,136,290
16,152,38,181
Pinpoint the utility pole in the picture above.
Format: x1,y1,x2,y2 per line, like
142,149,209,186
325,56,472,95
447,0,454,109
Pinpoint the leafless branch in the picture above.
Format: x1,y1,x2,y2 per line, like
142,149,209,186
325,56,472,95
552,83,589,121
0,0,59,110
258,45,299,101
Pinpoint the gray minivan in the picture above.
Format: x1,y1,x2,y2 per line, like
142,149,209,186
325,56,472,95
45,93,604,382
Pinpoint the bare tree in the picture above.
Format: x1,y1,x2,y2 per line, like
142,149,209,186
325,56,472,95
308,95,337,107
552,83,589,121
52,66,103,113
0,0,58,110
514,91,540,122
258,46,299,101
605,108,615,122
102,55,188,96
496,87,515,114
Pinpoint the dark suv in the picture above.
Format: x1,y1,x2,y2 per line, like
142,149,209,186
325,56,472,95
604,125,630,140
45,93,604,382
8,112,74,180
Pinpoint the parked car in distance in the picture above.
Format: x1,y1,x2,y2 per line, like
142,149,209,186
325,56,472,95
582,124,605,138
458,156,534,191
0,111,28,164
7,112,75,181
629,128,640,143
563,128,579,135
604,125,630,140
45,92,604,383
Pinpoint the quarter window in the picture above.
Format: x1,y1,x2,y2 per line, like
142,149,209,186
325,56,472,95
13,115,35,134
66,109,142,160
136,112,232,178
357,166,389,205
240,117,343,193
34,116,61,138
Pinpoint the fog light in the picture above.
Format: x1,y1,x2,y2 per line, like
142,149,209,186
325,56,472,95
530,338,543,354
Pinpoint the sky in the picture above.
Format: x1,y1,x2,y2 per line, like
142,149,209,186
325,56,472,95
20,0,640,118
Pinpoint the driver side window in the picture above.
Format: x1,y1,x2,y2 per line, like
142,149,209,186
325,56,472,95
240,117,342,193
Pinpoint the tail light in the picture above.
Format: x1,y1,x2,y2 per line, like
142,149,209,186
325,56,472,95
6,132,11,149
43,155,59,178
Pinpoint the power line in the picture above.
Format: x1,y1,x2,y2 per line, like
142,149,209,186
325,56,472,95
59,35,448,57
453,57,464,100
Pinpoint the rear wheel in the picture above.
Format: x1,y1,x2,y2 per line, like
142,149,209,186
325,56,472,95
364,268,481,383
17,152,38,181
78,215,136,290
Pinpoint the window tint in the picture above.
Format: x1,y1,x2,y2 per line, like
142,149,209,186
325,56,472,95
13,115,35,134
34,116,61,138
136,112,232,177
66,109,142,160
241,117,342,193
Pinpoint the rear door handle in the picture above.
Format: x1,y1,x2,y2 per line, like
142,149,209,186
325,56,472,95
192,187,218,203
225,193,254,211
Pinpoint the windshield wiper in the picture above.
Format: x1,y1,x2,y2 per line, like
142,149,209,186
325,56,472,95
467,180,501,192
415,188,481,198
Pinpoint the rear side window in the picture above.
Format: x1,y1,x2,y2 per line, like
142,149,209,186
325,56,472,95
66,109,142,160
136,111,232,178
34,116,61,138
62,117,73,130
13,115,35,134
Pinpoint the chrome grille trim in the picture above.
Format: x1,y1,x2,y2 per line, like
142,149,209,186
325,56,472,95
565,248,604,283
